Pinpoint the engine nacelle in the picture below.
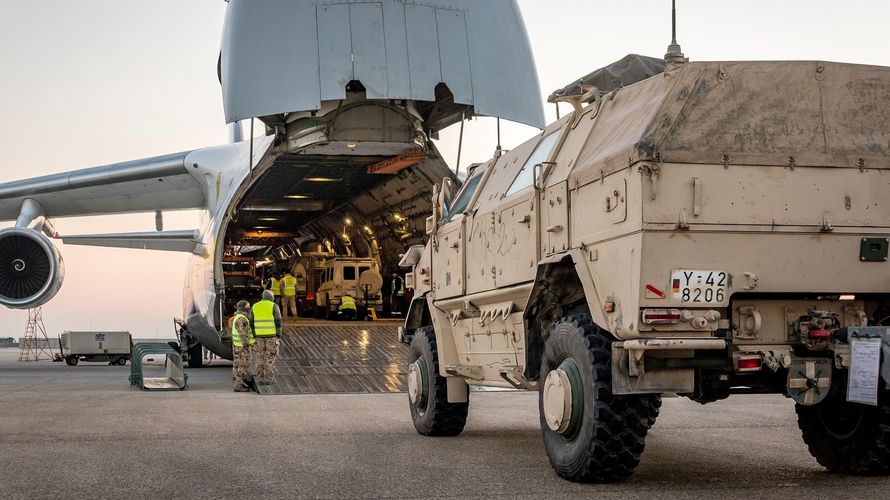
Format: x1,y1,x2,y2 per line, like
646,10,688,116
0,227,64,309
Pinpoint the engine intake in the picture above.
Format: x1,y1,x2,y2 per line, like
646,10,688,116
0,227,64,309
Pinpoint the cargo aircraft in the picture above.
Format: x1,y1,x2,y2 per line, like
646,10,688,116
0,0,546,363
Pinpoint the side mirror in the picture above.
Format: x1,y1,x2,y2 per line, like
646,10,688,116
425,216,435,235
399,245,426,268
430,183,442,224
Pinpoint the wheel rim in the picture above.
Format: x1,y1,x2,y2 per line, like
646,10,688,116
408,358,429,411
542,358,583,439
818,397,866,440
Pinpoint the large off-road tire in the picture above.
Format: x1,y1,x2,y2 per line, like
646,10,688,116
796,377,890,474
408,326,468,436
539,314,661,483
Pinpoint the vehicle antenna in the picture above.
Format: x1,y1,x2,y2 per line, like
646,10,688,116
456,110,465,177
664,0,688,66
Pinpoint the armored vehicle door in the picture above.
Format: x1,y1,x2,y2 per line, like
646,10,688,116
540,181,569,256
431,174,483,299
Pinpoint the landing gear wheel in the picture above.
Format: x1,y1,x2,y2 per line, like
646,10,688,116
187,342,203,368
539,314,661,483
408,326,468,436
796,378,890,474
65,356,78,366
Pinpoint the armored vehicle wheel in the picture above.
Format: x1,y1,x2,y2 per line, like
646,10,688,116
408,326,468,436
65,356,78,366
539,314,661,482
796,383,890,474
115,356,128,366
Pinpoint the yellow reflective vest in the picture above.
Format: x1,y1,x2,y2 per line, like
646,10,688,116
269,277,280,296
283,274,297,297
339,295,357,311
231,313,255,347
252,300,277,337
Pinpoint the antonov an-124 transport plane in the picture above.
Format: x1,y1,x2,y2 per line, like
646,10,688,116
0,0,545,363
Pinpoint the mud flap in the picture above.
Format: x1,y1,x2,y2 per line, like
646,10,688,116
611,344,694,394
787,358,831,405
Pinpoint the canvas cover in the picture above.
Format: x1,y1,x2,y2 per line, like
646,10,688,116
569,60,890,175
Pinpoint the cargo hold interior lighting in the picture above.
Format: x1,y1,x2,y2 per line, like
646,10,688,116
304,177,340,182
284,194,309,199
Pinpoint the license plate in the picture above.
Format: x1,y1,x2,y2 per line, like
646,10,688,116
671,270,727,304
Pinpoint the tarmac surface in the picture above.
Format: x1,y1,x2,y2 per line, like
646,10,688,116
2,347,890,499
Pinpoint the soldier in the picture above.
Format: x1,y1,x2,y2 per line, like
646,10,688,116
281,270,298,318
271,273,282,307
250,289,282,385
231,300,254,392
338,291,358,321
390,273,405,315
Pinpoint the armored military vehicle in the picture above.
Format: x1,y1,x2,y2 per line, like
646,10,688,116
316,256,384,317
399,54,890,482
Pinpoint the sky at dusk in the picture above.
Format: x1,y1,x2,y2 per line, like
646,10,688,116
1,0,888,338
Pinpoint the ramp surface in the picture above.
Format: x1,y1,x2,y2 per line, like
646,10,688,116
256,320,407,395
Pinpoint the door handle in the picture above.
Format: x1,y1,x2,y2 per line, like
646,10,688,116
450,241,460,249
518,215,531,225
546,225,563,233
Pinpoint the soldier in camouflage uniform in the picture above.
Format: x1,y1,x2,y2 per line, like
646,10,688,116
250,289,282,385
231,300,254,392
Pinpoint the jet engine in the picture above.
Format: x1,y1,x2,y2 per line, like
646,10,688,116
0,227,64,309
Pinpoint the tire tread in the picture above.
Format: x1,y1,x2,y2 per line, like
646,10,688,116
411,326,468,436
544,314,661,483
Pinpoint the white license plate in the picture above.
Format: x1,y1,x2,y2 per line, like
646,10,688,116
671,270,727,304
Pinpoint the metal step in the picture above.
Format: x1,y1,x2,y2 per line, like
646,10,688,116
256,321,407,395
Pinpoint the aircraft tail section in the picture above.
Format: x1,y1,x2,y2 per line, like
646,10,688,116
220,0,545,130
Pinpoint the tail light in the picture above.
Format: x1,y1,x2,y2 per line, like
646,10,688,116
736,355,762,372
807,329,833,340
642,309,681,325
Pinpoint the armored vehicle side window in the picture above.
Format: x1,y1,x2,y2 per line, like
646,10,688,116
504,130,560,197
445,174,483,222
343,266,356,280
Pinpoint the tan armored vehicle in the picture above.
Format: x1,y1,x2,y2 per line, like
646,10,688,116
315,256,384,317
400,55,890,482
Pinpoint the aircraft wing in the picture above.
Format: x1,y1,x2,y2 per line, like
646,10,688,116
0,150,204,221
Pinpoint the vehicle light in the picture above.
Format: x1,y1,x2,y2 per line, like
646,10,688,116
641,309,681,324
306,293,314,301
736,355,762,372
808,329,833,340
839,295,856,301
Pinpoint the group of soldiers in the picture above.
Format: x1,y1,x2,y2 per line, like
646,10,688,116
265,271,299,317
230,290,281,392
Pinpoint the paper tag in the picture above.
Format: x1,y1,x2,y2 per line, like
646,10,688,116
847,337,882,406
